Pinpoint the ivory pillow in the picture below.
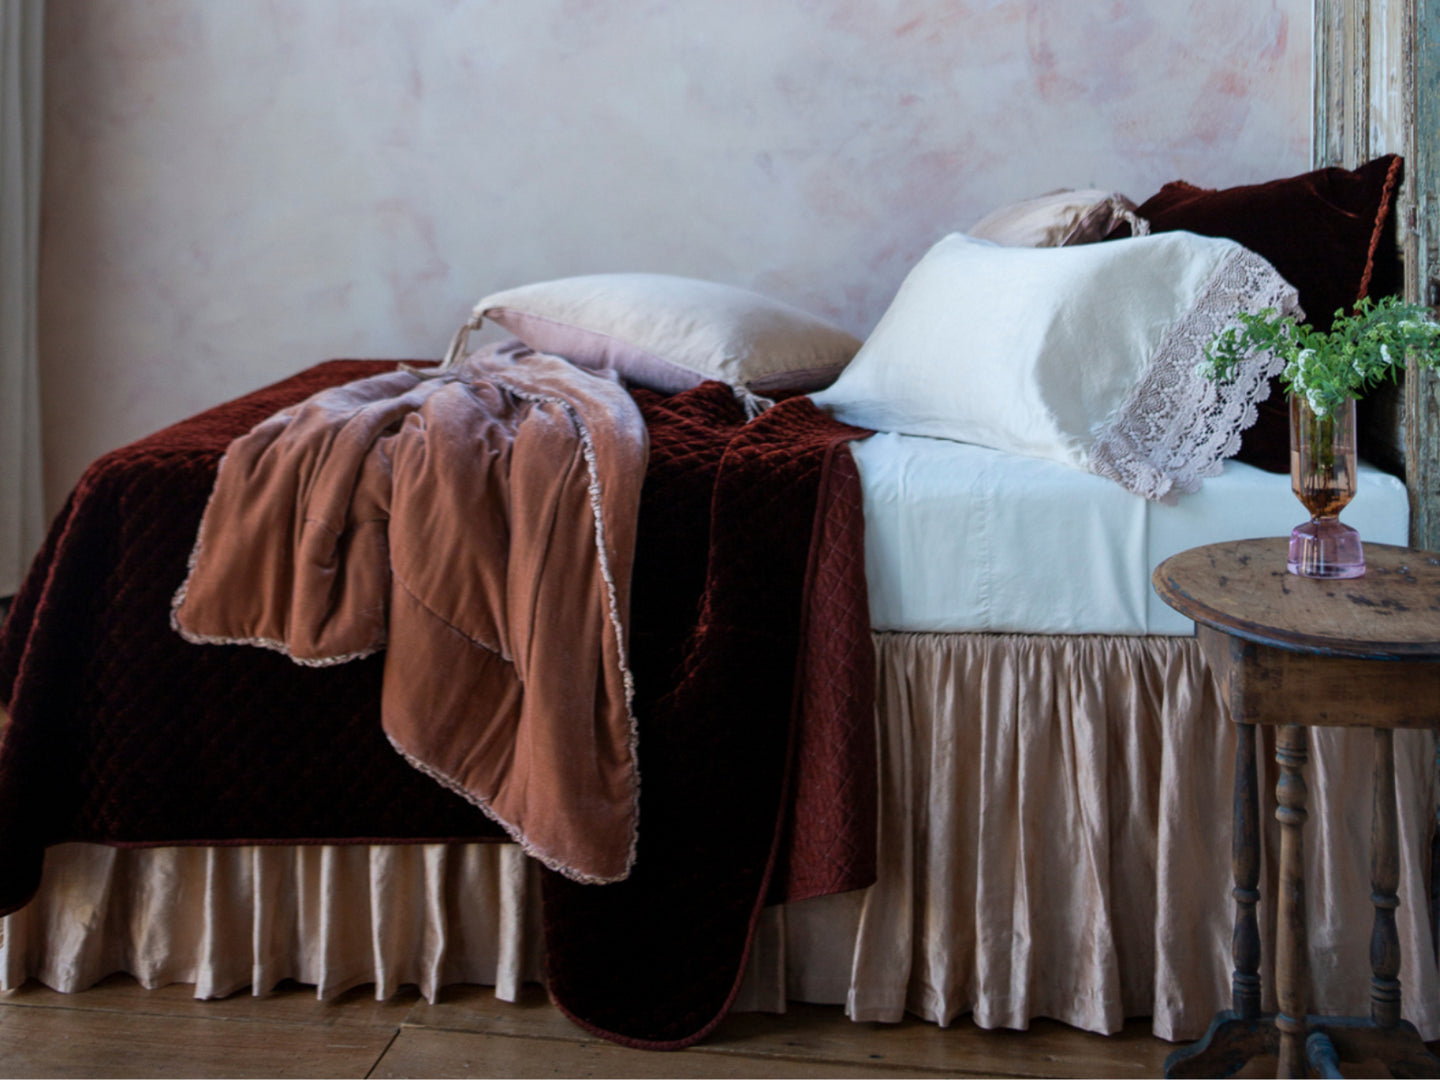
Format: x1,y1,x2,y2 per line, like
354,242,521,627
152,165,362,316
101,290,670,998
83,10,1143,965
809,231,1301,500
468,274,860,396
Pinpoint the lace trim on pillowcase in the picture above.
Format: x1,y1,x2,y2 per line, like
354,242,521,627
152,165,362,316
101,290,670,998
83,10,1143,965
1088,247,1303,502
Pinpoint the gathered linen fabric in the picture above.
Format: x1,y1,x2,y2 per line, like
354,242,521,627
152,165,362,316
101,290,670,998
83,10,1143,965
850,633,1437,1040
6,631,1436,1043
171,343,649,886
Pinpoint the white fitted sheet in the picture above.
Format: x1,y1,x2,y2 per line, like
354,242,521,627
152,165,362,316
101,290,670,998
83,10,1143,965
853,432,1411,635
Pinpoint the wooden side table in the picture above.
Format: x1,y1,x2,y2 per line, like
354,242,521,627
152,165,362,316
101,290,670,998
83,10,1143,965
1153,538,1440,1079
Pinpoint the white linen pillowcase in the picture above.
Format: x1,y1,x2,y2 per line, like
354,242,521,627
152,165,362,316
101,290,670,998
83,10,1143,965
452,273,860,398
809,231,1301,501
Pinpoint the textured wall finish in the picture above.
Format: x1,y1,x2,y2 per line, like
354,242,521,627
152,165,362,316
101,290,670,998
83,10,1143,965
37,0,1310,513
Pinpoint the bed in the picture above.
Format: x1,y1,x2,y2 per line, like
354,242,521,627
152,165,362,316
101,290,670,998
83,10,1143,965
3,154,1438,1047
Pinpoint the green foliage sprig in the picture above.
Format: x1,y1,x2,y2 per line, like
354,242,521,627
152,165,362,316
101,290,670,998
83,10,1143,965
1201,295,1440,417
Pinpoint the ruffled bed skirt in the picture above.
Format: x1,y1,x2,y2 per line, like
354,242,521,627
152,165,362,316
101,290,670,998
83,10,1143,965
4,632,1436,1041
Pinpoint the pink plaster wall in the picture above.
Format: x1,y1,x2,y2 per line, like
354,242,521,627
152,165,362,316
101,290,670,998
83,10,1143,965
38,0,1311,512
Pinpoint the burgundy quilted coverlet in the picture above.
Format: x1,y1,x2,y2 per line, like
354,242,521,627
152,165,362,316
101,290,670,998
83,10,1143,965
0,359,876,1048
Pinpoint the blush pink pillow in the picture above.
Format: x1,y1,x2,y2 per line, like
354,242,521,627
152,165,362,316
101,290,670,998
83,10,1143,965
469,273,860,396
967,189,1149,247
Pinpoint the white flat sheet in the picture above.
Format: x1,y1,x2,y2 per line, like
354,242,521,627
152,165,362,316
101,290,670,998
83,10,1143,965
853,433,1411,635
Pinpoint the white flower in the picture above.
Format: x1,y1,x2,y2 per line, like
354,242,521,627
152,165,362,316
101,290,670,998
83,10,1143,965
1306,387,1328,417
1380,344,1393,367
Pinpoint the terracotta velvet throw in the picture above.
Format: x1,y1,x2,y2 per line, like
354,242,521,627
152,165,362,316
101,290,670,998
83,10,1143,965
173,345,648,886
0,355,876,1048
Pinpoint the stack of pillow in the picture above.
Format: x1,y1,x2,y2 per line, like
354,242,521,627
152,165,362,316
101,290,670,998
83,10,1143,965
449,155,1403,498
815,155,1403,497
1118,155,1403,471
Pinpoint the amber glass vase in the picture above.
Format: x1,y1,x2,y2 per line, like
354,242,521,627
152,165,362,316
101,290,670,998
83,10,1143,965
1287,394,1364,578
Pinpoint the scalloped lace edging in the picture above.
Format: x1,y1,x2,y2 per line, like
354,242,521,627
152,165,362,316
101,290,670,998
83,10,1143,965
1088,247,1302,501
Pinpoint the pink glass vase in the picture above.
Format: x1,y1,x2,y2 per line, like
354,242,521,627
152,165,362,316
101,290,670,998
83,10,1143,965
1287,395,1364,578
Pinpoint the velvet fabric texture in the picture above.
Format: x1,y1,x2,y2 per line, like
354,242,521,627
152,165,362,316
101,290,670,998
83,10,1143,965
0,360,877,1049
1128,155,1404,471
173,345,650,885
0,361,506,900
539,384,875,1048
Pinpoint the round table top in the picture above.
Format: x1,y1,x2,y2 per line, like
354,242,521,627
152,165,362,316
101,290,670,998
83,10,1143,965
1152,538,1440,660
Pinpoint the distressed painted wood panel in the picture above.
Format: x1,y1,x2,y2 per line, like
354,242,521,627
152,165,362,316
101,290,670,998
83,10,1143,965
1408,0,1440,550
1314,0,1440,549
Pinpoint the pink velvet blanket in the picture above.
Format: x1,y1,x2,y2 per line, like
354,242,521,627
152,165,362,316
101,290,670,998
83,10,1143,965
172,344,649,884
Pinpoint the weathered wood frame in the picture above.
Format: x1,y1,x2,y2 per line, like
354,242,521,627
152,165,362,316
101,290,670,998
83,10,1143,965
1314,0,1440,550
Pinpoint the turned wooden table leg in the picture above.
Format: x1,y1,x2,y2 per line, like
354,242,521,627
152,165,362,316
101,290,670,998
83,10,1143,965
1298,728,1440,1079
1233,720,1263,1019
1371,727,1402,1029
1163,719,1277,1078
1275,723,1310,1079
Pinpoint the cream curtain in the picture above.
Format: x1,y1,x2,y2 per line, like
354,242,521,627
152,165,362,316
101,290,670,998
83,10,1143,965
0,0,45,598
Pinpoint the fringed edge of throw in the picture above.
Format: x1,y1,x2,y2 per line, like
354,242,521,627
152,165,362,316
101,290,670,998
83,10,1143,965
385,366,643,887
168,449,384,667
547,431,869,1049
171,353,643,886
492,371,643,871
382,733,629,886
733,385,776,420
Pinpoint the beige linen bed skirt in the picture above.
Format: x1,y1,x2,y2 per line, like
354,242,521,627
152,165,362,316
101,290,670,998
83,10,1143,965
3,632,1437,1041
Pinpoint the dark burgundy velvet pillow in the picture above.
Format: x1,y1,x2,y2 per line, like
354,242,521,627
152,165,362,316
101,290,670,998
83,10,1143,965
1126,155,1404,471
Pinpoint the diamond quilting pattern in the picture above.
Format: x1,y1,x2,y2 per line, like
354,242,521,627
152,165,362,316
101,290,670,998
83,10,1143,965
541,392,874,1049
0,362,502,907
776,443,878,902
0,363,877,1052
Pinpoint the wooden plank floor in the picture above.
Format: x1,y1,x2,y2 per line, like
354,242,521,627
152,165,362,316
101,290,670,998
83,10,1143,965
0,975,1199,1079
